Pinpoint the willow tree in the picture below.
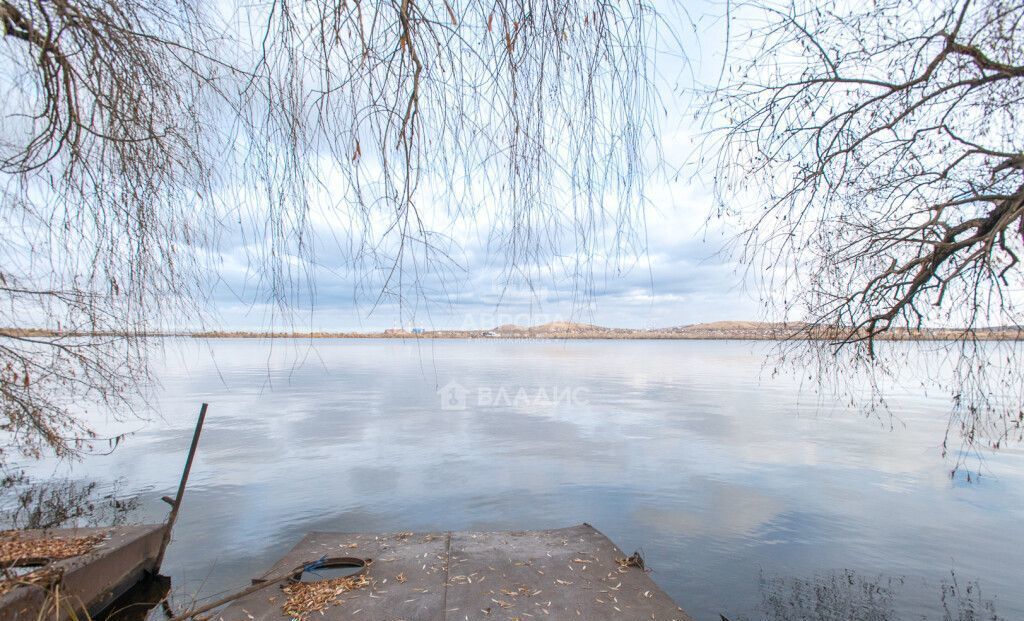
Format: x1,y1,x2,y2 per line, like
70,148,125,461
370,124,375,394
707,0,1024,458
0,0,661,467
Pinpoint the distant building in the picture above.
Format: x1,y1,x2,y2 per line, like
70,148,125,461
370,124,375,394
411,328,426,334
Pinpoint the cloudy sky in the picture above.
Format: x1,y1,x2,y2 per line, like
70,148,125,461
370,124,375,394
202,3,757,332
212,190,757,332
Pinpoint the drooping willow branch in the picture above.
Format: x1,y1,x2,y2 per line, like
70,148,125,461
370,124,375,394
0,0,665,464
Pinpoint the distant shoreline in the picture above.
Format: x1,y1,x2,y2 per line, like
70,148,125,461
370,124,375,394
4,321,1022,341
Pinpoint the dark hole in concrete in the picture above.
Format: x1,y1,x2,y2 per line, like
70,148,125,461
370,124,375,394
295,558,366,583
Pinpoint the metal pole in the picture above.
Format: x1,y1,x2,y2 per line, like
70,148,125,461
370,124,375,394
154,402,208,572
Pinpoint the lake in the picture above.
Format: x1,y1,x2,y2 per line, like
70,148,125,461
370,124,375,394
13,339,1024,620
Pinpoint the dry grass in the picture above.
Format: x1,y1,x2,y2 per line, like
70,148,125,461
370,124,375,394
0,531,104,598
0,567,63,597
0,531,104,565
281,575,370,619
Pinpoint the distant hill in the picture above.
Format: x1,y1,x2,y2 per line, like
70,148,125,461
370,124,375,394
6,321,1021,341
665,321,808,336
675,320,762,330
531,321,599,333
662,322,794,338
482,320,814,339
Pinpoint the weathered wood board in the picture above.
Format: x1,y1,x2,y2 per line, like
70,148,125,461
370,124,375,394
216,524,693,621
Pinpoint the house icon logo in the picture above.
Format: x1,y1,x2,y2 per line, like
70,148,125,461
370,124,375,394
438,380,470,411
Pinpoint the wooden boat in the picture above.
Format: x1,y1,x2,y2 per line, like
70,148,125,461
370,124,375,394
214,523,695,621
0,524,167,621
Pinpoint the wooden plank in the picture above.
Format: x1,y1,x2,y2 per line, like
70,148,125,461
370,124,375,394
156,402,208,571
215,524,692,621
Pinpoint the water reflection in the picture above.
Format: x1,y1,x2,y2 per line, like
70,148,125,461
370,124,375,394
723,570,1003,621
0,475,138,530
8,339,1023,620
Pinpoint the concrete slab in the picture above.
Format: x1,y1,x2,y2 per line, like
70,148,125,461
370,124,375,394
0,525,166,621
215,524,692,621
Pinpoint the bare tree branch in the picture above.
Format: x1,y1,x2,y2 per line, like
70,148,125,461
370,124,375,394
705,0,1024,460
0,0,667,465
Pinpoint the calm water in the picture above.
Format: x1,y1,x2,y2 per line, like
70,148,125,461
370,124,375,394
15,339,1024,620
